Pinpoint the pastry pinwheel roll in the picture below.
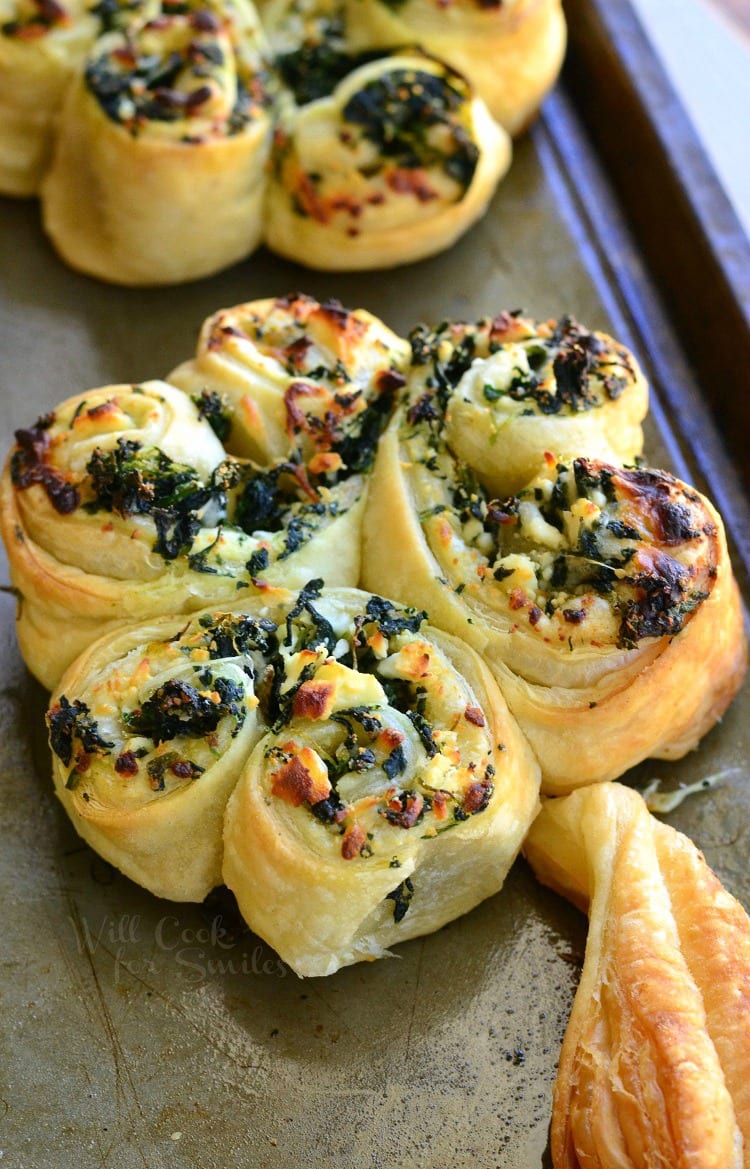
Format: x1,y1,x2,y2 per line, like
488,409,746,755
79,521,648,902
168,291,411,467
524,783,750,1169
222,584,540,976
363,429,747,791
343,0,567,135
406,311,648,497
47,598,289,900
0,0,107,195
0,380,365,689
263,49,511,271
40,0,277,284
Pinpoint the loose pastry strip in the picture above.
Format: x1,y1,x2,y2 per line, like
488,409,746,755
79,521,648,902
222,584,541,976
47,597,289,900
342,0,567,135
0,380,365,688
263,49,511,270
41,0,277,284
524,783,750,1169
363,417,747,790
168,291,411,466
405,311,648,496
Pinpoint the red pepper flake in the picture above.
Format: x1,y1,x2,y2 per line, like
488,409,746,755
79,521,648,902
508,588,527,611
464,705,486,727
383,792,423,829
529,606,543,626
341,823,366,859
115,750,139,776
463,778,493,814
386,168,437,203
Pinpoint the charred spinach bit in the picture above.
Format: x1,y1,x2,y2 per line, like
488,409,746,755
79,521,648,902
362,595,427,639
342,69,478,190
48,696,114,767
276,33,378,105
386,877,414,923
283,579,337,653
617,560,703,649
192,390,232,443
246,547,270,577
383,743,407,780
279,514,315,559
331,388,398,474
309,787,348,824
86,439,240,559
124,675,246,743
235,466,286,533
11,415,80,515
195,613,277,660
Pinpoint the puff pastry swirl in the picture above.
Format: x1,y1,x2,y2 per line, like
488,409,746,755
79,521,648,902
524,782,750,1169
222,584,540,976
47,597,288,900
263,49,511,270
363,424,747,790
0,380,364,688
0,0,101,194
40,0,277,284
406,311,648,496
168,291,411,467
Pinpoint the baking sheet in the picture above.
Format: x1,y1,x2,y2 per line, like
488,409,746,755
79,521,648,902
1,83,749,1169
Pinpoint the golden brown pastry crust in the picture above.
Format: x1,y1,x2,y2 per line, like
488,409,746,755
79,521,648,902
0,380,365,688
40,0,276,284
362,413,747,791
168,291,411,465
0,0,99,195
343,0,567,134
524,783,750,1169
222,586,540,976
263,50,511,271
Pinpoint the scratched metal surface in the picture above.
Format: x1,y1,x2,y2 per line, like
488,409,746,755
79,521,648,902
1,89,749,1169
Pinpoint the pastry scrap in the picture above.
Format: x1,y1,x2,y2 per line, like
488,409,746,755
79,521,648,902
41,0,277,284
168,291,411,466
363,411,747,790
345,0,566,135
263,48,511,270
0,380,365,688
524,782,750,1169
222,584,540,976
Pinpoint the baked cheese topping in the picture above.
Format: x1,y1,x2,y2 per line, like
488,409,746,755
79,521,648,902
261,585,498,871
410,442,718,651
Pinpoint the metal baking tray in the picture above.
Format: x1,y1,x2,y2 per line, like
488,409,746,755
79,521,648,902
2,2,749,1164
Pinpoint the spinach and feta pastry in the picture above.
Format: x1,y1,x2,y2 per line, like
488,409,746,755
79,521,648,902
40,0,277,284
363,417,747,791
263,49,511,270
47,598,288,900
405,310,648,496
0,381,365,688
342,0,567,135
222,584,540,976
0,0,144,194
168,292,411,467
524,783,750,1169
